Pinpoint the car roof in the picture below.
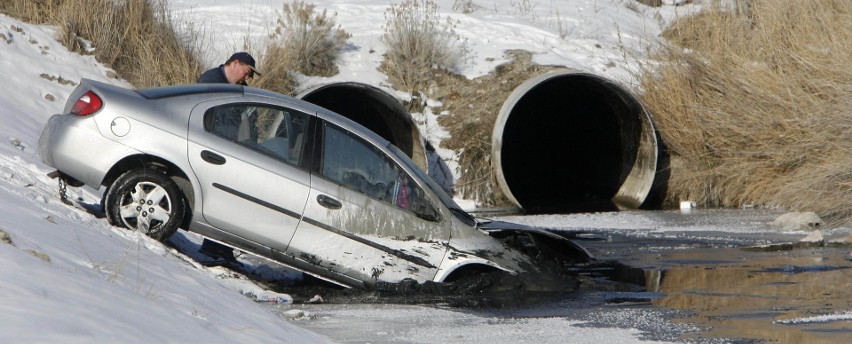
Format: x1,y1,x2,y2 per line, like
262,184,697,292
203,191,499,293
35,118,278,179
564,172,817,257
95,79,395,153
136,83,243,99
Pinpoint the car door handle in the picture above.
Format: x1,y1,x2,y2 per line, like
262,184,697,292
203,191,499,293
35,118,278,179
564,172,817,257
200,150,226,165
317,194,342,210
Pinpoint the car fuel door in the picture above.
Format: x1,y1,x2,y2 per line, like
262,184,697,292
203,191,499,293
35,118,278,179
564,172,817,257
288,122,450,285
186,101,312,252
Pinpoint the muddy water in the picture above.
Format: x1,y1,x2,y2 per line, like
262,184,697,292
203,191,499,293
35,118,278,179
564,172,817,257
632,246,852,343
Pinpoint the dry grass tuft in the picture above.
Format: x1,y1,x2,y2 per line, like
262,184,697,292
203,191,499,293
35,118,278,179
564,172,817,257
263,1,350,79
0,0,60,23
381,0,468,92
3,0,204,88
641,0,852,225
452,0,476,14
253,1,350,95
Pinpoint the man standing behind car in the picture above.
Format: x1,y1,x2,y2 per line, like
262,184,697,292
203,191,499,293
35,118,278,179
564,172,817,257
195,52,261,266
198,51,261,85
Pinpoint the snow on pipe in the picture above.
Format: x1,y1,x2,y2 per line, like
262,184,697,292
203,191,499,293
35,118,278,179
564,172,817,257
492,69,658,213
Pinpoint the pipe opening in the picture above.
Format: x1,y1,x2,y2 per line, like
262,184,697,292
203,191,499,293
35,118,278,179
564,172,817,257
298,74,657,213
493,70,658,213
298,83,427,170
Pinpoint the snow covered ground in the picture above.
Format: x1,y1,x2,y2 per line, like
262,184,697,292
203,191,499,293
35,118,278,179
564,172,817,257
2,1,848,343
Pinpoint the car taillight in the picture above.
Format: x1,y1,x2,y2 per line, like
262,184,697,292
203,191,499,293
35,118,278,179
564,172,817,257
70,91,103,116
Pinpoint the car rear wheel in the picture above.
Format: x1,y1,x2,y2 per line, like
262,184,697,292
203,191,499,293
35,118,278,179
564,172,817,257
105,169,185,242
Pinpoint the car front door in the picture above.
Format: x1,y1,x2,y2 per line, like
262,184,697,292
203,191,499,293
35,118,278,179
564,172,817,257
287,121,450,285
187,101,312,252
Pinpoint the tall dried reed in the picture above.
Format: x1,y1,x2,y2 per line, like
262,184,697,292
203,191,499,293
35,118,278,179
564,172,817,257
641,0,852,224
3,0,203,88
0,0,61,23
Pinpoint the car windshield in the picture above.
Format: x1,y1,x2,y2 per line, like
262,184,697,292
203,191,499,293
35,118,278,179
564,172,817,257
386,144,476,226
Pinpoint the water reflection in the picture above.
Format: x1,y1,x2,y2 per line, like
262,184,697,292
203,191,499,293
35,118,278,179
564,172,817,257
640,248,852,343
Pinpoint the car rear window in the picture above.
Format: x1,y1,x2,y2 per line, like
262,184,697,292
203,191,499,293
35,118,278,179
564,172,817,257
136,84,243,99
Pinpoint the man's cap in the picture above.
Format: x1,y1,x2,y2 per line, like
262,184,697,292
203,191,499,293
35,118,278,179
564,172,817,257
227,52,261,77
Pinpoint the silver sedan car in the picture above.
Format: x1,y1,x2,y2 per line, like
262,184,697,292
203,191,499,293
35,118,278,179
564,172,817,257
38,79,589,288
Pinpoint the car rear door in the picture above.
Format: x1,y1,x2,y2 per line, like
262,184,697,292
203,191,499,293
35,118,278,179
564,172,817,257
287,120,450,285
186,100,312,252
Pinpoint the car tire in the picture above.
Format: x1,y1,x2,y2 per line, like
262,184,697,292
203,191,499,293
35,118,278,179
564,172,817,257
101,186,121,226
104,169,186,242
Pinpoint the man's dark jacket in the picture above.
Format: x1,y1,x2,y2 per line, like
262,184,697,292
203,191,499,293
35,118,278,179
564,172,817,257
197,65,239,84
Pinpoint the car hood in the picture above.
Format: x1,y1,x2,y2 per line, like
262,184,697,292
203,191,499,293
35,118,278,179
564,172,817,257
476,218,593,263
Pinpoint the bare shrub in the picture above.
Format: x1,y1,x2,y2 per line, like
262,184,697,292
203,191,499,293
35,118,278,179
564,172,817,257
640,0,852,224
265,1,350,77
381,0,468,92
5,0,203,88
452,0,476,13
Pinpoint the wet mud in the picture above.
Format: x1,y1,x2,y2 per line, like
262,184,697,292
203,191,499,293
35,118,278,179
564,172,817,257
262,258,650,309
256,230,649,308
265,268,541,306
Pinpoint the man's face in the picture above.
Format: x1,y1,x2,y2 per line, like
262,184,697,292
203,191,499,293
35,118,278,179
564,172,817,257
225,60,254,85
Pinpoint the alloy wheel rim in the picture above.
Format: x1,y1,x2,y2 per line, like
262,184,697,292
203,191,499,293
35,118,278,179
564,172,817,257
118,181,172,234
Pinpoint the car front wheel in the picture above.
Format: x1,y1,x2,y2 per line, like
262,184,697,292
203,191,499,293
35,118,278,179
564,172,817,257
105,169,185,242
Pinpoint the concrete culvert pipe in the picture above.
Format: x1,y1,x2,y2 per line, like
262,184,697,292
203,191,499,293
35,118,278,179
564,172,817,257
298,82,428,170
492,69,658,213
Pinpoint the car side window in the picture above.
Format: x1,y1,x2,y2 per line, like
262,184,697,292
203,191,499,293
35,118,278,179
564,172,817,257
205,104,309,166
321,123,439,221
